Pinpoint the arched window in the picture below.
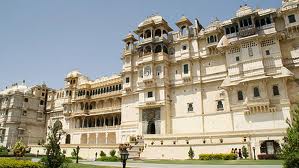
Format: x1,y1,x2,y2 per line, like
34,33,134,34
144,66,151,76
65,134,71,144
273,85,280,96
126,42,131,50
145,30,151,39
181,26,188,36
86,91,89,96
154,29,161,37
253,87,260,97
80,102,84,110
217,101,224,110
144,46,152,54
163,46,168,54
154,45,162,53
156,66,162,76
237,91,244,101
85,103,89,110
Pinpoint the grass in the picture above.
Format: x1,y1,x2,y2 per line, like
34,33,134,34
131,159,283,165
68,163,121,168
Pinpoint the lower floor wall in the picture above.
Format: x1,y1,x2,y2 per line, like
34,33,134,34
140,132,285,160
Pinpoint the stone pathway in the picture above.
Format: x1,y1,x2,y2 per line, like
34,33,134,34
81,161,282,168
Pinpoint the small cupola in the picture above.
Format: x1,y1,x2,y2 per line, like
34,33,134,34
176,16,193,36
123,33,137,51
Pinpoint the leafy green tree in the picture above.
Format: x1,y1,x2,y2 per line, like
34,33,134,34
242,146,249,159
188,147,195,160
110,149,116,157
100,151,106,157
41,121,66,168
13,140,26,157
281,107,299,168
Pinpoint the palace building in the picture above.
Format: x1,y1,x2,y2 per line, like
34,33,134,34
30,0,299,160
0,82,48,148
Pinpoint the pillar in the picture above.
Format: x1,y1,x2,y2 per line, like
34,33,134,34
105,132,108,144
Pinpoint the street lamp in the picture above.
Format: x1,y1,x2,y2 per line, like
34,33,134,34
120,148,129,168
252,147,256,160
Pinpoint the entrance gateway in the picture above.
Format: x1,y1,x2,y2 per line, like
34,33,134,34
142,108,161,134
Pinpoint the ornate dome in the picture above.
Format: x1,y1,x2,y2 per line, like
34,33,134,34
138,15,164,28
66,70,82,78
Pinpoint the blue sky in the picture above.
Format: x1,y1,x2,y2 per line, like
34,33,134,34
0,0,281,89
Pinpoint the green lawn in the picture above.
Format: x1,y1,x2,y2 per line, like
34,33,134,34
68,163,121,168
131,159,283,165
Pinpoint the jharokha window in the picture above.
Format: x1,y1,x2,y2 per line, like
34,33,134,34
253,87,260,97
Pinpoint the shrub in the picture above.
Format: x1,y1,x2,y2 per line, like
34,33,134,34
188,147,195,160
96,156,120,162
199,153,237,160
280,106,299,168
257,154,278,160
0,158,43,168
110,149,116,157
242,146,249,159
13,140,26,157
100,151,106,157
0,146,8,156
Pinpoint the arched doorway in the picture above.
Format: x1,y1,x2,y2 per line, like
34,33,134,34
260,140,280,154
65,134,71,144
147,120,156,134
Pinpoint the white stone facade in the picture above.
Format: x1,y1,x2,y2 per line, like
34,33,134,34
0,82,48,148
38,0,299,160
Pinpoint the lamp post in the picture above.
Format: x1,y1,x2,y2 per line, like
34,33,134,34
76,146,80,164
120,148,129,168
252,147,256,160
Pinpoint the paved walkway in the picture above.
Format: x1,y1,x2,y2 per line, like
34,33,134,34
81,161,282,168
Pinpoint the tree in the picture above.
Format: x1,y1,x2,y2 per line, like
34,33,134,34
110,149,116,157
100,151,106,157
242,146,249,159
188,147,195,160
13,140,26,157
281,107,299,168
41,121,66,168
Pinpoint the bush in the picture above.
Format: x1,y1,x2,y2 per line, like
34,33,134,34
109,150,116,157
257,154,278,160
13,140,26,157
0,158,43,168
100,151,106,157
0,146,8,156
188,147,195,160
199,153,237,160
96,156,120,162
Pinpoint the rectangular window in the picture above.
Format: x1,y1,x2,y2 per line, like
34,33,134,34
187,103,193,112
40,100,44,105
266,50,270,55
248,47,253,56
23,111,27,116
147,91,153,98
288,14,296,23
24,98,28,102
236,56,240,61
254,87,260,97
125,77,130,83
183,64,189,74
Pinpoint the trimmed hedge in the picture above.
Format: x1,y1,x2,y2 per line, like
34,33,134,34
96,156,120,162
0,158,43,168
199,153,237,160
257,154,278,160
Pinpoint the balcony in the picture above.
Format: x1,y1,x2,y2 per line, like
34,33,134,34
244,98,276,114
237,25,257,38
